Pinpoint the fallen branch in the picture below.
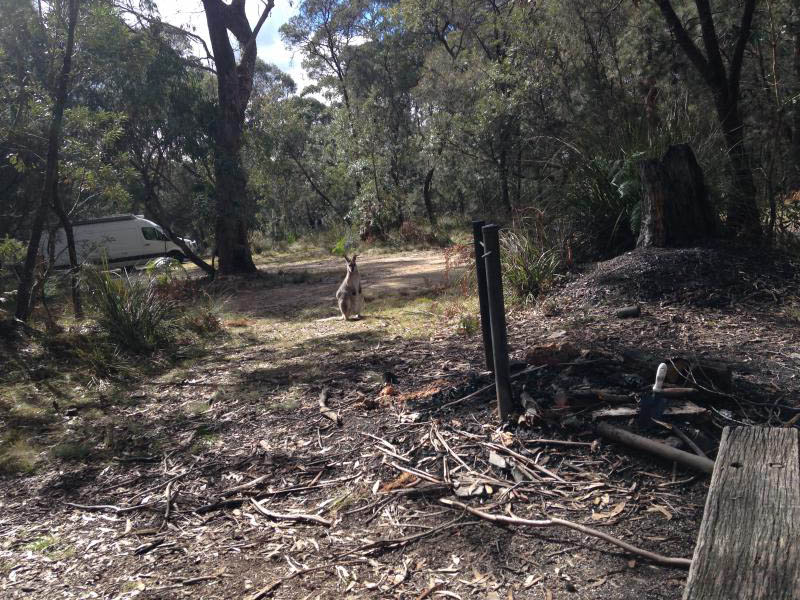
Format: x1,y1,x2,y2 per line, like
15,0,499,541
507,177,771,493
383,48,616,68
596,422,714,474
221,475,268,497
439,365,547,410
524,438,594,448
482,441,567,483
318,388,342,426
194,498,246,513
66,501,159,514
333,517,477,559
133,537,166,555
440,498,691,569
250,498,332,527
654,420,708,458
160,479,178,531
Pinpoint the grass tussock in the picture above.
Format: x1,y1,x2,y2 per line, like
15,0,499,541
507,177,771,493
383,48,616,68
82,265,178,353
500,229,562,304
0,437,40,475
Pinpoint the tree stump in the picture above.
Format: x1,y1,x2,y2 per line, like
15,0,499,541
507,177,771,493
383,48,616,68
637,144,717,247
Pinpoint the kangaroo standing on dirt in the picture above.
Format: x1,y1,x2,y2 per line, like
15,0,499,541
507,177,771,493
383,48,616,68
336,254,364,320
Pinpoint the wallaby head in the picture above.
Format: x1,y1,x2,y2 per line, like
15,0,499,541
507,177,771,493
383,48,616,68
343,254,358,274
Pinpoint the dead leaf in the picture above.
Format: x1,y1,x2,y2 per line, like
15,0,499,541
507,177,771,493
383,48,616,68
524,574,543,588
492,431,515,446
647,504,673,520
488,451,508,469
587,577,607,589
380,384,397,397
380,472,418,492
591,501,626,521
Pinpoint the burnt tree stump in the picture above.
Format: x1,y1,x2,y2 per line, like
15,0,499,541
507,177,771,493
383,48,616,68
638,144,717,247
683,427,800,600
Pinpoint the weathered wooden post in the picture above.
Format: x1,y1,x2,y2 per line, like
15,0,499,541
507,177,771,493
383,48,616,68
481,224,515,420
472,220,494,371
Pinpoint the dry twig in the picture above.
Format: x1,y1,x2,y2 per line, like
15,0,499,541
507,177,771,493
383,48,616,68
440,498,692,569
249,498,333,527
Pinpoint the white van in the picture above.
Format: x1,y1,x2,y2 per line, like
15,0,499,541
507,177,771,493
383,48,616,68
45,214,195,269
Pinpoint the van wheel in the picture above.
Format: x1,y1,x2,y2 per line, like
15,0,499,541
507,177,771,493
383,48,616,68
167,251,185,262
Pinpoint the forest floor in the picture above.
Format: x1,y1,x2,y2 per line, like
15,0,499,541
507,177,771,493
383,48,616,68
1,244,799,600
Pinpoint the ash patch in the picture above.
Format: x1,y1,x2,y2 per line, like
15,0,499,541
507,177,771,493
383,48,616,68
558,245,799,307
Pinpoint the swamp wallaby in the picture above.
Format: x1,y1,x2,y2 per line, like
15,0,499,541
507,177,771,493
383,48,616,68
336,254,364,320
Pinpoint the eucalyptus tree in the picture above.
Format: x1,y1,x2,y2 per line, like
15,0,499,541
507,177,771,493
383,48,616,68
201,0,274,274
15,0,79,322
653,0,762,238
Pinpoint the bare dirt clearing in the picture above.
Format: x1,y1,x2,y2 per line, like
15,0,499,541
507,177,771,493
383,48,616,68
1,245,797,600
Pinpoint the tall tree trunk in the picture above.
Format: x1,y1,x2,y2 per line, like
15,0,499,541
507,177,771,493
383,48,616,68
655,0,761,240
716,99,761,238
51,189,82,319
499,146,512,215
422,167,437,227
202,0,274,275
15,0,78,322
142,179,216,277
793,19,800,190
212,128,255,274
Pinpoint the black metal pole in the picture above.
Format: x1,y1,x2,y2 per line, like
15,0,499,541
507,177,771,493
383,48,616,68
472,220,494,371
482,224,515,421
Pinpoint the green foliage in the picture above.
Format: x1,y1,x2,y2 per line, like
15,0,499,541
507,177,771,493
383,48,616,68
0,236,25,300
81,264,178,353
457,313,479,337
144,257,187,285
2,0,795,270
330,237,348,257
0,437,39,475
500,229,562,304
51,442,91,461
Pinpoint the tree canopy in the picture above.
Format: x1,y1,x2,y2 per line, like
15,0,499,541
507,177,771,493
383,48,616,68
2,0,799,288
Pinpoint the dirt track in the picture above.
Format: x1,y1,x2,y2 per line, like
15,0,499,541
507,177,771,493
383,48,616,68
228,250,450,318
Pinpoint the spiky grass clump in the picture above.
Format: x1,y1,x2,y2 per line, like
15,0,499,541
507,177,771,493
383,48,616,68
500,229,562,304
82,264,177,353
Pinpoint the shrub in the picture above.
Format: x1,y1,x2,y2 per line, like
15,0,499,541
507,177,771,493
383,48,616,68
144,257,187,285
566,152,642,260
249,229,274,255
331,236,348,257
82,264,178,353
177,293,223,336
500,229,562,303
0,236,25,307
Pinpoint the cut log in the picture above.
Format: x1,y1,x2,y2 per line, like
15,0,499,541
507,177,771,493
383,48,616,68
524,340,579,366
616,305,641,318
637,144,717,248
596,422,714,474
684,427,800,600
593,400,707,421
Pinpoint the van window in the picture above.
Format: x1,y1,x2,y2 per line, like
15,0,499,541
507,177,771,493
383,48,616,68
142,227,169,241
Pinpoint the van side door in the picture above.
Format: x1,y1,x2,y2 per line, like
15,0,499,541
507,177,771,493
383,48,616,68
141,226,169,258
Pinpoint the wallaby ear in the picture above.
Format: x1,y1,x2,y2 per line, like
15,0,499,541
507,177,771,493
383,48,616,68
352,254,358,263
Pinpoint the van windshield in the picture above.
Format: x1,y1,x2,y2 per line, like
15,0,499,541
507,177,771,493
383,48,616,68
141,227,169,242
